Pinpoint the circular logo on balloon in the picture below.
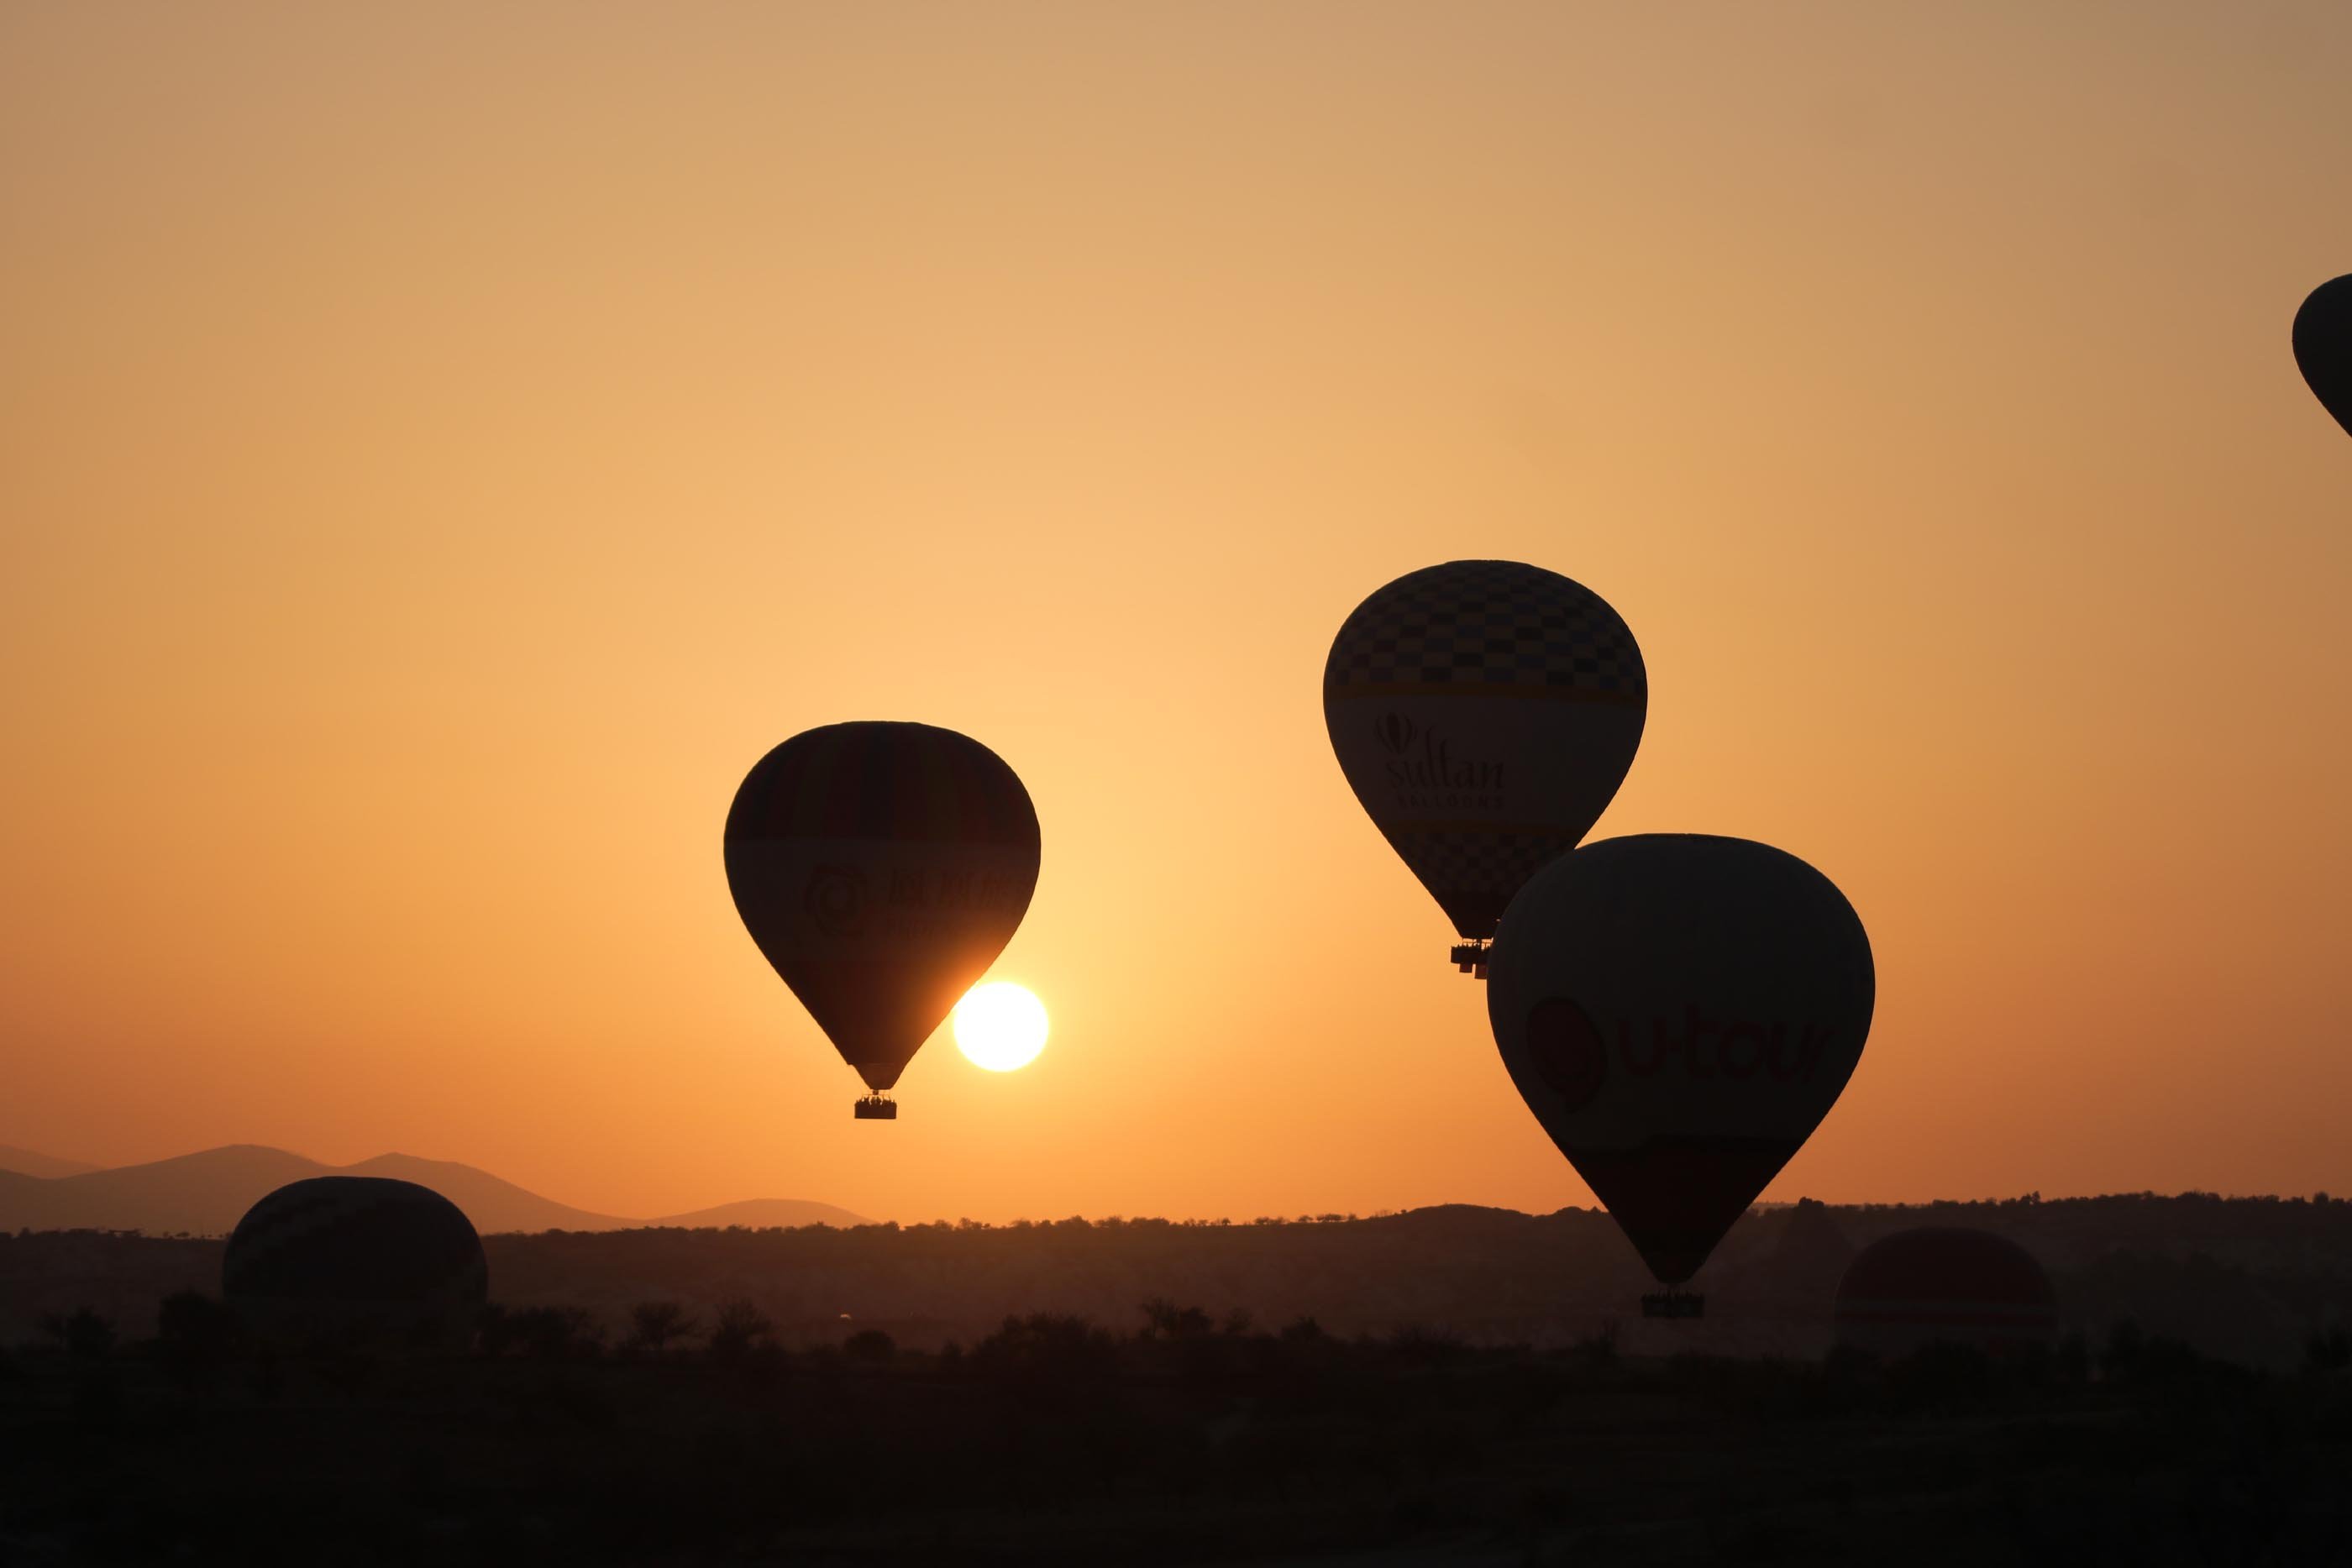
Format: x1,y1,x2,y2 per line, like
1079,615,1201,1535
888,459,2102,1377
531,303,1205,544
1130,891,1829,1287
1525,997,1607,1112
803,865,869,937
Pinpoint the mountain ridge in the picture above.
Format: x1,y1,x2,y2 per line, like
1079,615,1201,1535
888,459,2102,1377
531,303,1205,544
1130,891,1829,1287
0,1144,866,1236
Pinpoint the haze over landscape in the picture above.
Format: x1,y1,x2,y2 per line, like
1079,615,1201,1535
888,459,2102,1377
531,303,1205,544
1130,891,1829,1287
8,8,2352,1564
0,1143,863,1237
6,3,2350,1231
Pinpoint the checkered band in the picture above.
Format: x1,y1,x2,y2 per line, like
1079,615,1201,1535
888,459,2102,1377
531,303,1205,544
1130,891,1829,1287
1389,826,1583,932
1325,560,1644,696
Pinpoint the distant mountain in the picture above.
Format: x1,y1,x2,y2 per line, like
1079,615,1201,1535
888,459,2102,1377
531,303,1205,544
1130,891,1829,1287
0,1144,99,1179
1,1146,333,1236
646,1198,873,1230
0,1145,867,1237
339,1153,627,1234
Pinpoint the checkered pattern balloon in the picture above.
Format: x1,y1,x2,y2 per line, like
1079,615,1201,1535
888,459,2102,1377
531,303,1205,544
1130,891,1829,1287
1324,561,1646,940
1324,559,1643,697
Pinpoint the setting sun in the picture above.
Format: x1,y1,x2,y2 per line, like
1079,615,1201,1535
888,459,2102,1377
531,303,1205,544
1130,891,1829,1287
953,983,1049,1072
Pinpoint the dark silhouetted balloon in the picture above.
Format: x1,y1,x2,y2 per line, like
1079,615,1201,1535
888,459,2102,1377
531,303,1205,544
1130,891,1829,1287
223,1177,486,1341
2293,274,2352,438
725,722,1040,1114
1324,562,1645,953
1835,1227,2058,1359
1486,835,1873,1287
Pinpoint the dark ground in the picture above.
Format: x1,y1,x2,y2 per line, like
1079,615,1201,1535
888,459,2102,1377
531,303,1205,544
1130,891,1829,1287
3,1194,2349,1564
3,1302,2350,1565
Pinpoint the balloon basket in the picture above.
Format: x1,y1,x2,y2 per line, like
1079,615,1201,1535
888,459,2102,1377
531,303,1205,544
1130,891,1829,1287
853,1095,898,1121
1449,941,1489,978
1641,1292,1704,1320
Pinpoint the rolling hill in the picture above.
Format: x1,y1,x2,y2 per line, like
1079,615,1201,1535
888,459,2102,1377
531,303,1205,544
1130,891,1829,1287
646,1198,871,1230
0,1144,98,1179
0,1145,865,1236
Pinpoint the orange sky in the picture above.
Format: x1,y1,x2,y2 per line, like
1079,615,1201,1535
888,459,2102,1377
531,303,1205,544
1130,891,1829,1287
4,3,2349,1223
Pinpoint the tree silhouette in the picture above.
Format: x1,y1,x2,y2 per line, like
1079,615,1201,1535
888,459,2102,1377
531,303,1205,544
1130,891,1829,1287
625,1300,699,1356
707,1298,775,1363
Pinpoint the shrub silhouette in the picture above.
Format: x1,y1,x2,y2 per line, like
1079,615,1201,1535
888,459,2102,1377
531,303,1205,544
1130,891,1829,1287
1140,1298,1214,1339
480,1304,603,1361
843,1328,895,1363
1570,1323,1619,1370
1383,1324,1467,1366
972,1313,1118,1400
42,1306,116,1361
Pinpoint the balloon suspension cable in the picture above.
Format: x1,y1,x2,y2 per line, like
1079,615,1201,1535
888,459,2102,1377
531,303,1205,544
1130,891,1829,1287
1449,941,1490,979
853,1093,898,1121
1641,1290,1705,1320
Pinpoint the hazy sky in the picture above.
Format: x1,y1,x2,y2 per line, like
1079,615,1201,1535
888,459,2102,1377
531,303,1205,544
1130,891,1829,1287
5,3,2349,1222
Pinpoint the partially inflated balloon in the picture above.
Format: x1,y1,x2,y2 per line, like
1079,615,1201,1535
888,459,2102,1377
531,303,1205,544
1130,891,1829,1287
1324,562,1645,948
1486,836,1873,1286
725,722,1040,1112
2293,274,2352,438
1835,1228,2057,1360
223,1177,487,1345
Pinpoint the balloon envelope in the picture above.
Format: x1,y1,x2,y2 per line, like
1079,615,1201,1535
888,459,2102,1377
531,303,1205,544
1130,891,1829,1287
223,1177,487,1342
724,721,1040,1093
1323,561,1645,941
1835,1227,2058,1359
2293,274,2352,438
1486,835,1874,1285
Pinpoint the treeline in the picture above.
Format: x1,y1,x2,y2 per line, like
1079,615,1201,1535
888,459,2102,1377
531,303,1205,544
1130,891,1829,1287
7,1193,2349,1367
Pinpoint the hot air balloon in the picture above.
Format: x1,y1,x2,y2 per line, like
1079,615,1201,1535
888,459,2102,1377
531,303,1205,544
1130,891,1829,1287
223,1177,487,1346
1835,1227,2058,1360
724,721,1040,1120
1323,561,1645,975
1485,835,1873,1317
2293,274,2352,438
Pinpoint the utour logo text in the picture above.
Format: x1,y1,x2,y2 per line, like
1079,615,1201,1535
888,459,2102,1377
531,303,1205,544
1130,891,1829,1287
1604,1004,1831,1083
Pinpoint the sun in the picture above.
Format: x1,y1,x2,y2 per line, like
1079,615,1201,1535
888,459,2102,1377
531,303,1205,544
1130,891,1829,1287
952,982,1048,1072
